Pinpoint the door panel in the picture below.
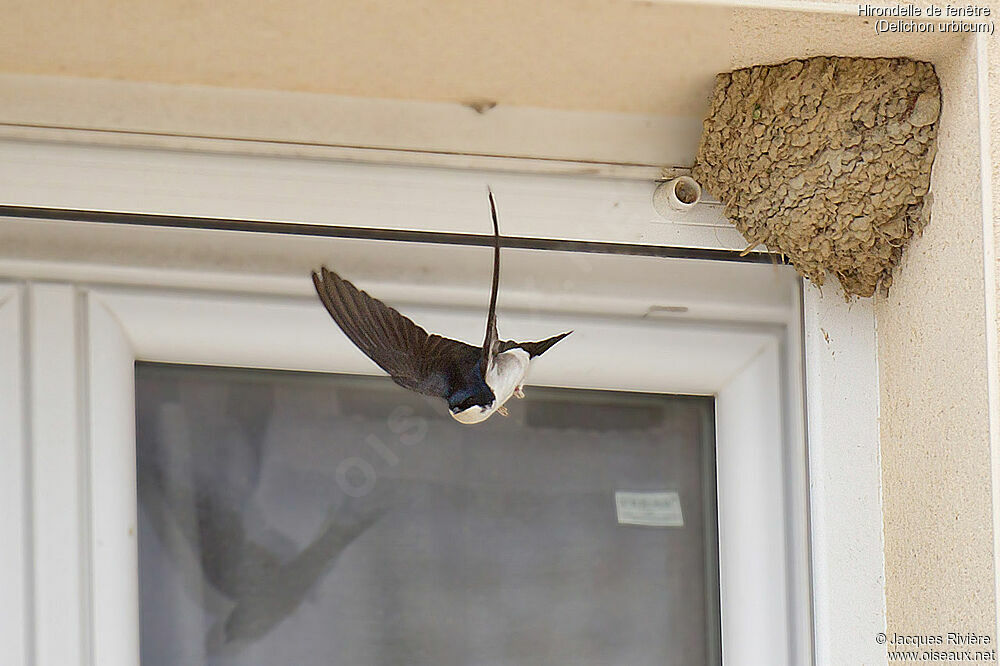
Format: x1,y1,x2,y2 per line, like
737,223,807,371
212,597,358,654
135,363,720,666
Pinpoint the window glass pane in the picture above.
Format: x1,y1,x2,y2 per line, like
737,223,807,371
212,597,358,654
136,362,720,665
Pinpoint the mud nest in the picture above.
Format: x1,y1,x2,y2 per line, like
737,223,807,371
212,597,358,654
693,56,940,297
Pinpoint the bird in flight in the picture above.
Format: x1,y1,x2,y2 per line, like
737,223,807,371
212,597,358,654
312,189,571,424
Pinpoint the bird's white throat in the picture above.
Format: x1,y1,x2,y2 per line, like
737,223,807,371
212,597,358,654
451,348,530,424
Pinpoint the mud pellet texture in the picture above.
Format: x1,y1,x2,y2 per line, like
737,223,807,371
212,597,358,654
693,56,940,297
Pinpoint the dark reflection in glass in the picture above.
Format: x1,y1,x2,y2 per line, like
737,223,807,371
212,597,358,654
136,362,720,666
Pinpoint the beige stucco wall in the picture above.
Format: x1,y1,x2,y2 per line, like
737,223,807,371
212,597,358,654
992,33,1000,635
731,1,999,650
0,0,732,117
726,0,999,654
803,0,998,652
876,33,996,644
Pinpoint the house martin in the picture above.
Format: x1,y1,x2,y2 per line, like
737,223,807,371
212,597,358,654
312,189,571,424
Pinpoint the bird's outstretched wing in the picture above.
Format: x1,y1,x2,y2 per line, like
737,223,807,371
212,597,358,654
313,267,480,399
500,331,573,358
481,188,501,373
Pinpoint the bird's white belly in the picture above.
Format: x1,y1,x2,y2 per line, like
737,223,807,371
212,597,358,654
485,348,530,411
450,348,530,424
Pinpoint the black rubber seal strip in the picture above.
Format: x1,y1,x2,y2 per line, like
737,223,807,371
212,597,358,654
0,205,784,264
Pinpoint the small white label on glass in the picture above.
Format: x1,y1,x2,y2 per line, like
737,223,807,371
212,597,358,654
615,491,684,527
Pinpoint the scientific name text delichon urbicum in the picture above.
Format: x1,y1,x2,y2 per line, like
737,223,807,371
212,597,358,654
859,4,995,34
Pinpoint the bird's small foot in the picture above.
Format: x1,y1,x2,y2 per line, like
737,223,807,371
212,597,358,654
513,386,525,399
497,406,510,417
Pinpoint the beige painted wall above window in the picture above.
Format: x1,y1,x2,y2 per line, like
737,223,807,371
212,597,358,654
0,1,967,172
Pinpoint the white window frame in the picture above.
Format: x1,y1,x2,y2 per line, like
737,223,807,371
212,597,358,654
68,283,806,666
0,140,885,666
0,283,29,666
